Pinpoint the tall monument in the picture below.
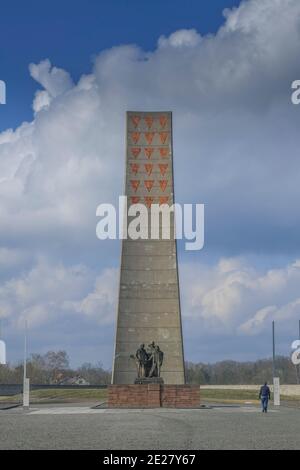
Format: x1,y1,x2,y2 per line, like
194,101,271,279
112,111,185,385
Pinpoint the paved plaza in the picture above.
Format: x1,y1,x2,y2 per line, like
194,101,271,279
0,403,299,450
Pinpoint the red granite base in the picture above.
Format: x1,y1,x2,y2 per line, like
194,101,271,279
108,384,200,408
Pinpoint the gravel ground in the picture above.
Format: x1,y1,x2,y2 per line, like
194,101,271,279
0,403,299,450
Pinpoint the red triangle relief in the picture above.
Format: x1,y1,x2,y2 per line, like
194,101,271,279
159,180,168,192
131,147,141,158
159,115,168,128
159,148,169,158
159,196,169,205
130,163,139,175
131,115,141,128
144,163,153,176
145,196,154,208
159,132,169,144
131,196,140,204
158,163,168,176
144,180,154,192
145,132,155,145
130,180,140,192
131,132,141,144
144,115,154,129
144,147,154,159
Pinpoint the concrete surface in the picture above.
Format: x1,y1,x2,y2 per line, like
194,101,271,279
0,403,299,450
112,112,185,385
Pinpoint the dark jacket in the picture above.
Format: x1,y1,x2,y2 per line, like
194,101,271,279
259,385,271,399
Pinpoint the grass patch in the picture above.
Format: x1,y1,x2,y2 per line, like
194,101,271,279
1,387,300,406
201,389,260,401
0,388,108,404
201,388,300,405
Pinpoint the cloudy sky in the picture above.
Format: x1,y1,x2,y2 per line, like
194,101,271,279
1,0,300,367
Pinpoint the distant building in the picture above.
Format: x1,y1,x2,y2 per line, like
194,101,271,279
58,375,90,386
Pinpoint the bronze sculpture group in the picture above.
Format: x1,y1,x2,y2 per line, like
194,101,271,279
131,342,164,379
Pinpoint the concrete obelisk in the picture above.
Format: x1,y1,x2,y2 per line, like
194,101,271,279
112,111,185,384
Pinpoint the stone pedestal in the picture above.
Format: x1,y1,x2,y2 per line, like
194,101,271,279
108,384,200,408
134,377,164,385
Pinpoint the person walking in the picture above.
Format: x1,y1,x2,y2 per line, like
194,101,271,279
259,382,271,413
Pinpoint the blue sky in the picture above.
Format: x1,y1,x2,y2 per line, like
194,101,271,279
1,0,300,368
0,0,241,130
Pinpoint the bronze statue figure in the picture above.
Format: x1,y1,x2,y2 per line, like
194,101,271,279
131,341,164,380
135,343,148,378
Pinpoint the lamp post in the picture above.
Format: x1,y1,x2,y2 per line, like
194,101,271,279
272,321,280,406
0,319,6,365
23,320,29,409
297,320,300,384
272,320,276,380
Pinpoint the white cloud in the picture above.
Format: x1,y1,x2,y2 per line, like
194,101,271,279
63,268,118,324
181,258,300,336
0,248,28,269
0,259,117,329
1,0,300,361
0,0,300,261
158,29,201,48
29,59,73,98
32,90,51,114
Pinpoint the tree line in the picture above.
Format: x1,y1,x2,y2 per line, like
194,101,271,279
0,351,298,385
186,356,299,384
0,351,111,385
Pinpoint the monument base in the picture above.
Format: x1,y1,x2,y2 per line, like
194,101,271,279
134,377,164,385
108,384,200,408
